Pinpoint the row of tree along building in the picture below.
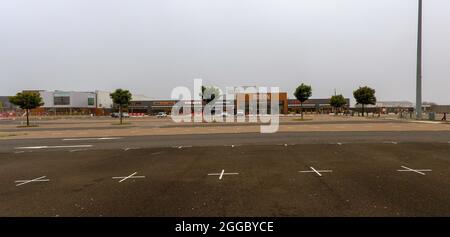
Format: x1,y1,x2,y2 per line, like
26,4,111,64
0,89,443,117
1,90,347,116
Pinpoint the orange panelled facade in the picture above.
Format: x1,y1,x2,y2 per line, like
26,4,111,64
236,92,288,115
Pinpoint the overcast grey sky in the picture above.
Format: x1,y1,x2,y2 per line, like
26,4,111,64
1,0,449,105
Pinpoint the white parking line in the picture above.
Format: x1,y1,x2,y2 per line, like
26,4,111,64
151,151,165,155
15,145,93,150
234,144,243,147
279,143,288,147
69,149,88,152
172,146,193,149
299,167,333,177
397,166,432,175
62,137,122,141
208,169,239,180
112,172,145,183
123,147,140,151
224,144,240,148
15,176,50,186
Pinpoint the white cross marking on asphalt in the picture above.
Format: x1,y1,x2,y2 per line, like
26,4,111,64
112,172,146,183
208,169,239,180
299,167,333,177
397,166,432,175
15,176,50,186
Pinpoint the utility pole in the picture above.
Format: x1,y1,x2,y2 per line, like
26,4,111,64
416,0,423,119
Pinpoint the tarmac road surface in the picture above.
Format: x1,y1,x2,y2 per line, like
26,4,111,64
0,131,449,216
1,130,450,152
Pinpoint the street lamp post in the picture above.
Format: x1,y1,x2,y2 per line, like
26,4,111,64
416,0,423,119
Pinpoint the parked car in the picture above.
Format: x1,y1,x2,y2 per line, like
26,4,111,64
156,112,168,118
219,111,231,117
111,112,129,118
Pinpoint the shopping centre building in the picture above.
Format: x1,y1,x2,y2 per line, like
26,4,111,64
130,96,351,115
0,89,364,116
1,89,353,116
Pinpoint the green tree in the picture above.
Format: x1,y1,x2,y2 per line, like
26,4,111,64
200,86,221,104
110,89,132,125
353,86,376,117
330,94,347,115
9,92,44,126
293,83,312,119
200,86,221,115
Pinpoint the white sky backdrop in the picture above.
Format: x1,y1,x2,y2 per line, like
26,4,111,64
1,0,449,105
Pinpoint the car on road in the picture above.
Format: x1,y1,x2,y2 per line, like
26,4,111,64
218,111,232,117
236,110,245,116
111,112,130,118
156,112,168,118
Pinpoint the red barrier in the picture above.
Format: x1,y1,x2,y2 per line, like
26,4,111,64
129,113,145,117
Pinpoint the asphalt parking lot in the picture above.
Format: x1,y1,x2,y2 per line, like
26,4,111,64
0,132,449,217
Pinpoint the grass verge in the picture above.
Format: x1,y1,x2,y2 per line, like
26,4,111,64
16,125,39,128
292,118,313,122
111,122,132,125
0,133,27,138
